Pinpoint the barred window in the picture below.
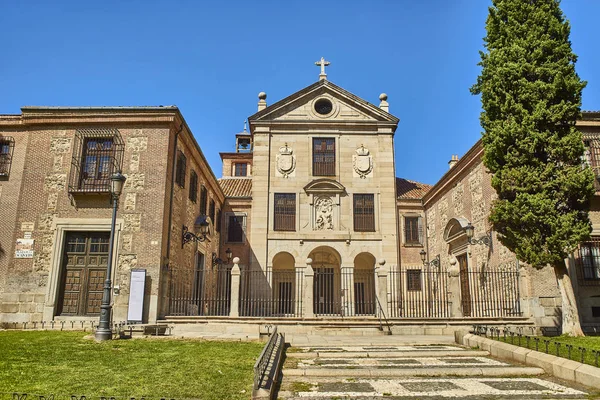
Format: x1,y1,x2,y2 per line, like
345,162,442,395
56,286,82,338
0,136,15,178
404,216,423,245
407,269,422,291
274,193,296,231
216,209,222,233
579,241,600,280
584,139,600,190
209,199,215,223
175,150,186,188
234,163,248,177
189,170,198,202
69,128,124,193
227,215,245,243
199,185,208,215
313,138,335,176
353,194,375,232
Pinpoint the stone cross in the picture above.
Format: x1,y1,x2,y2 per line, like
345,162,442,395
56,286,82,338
315,57,330,81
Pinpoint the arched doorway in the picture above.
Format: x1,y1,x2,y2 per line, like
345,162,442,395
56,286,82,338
309,247,342,316
354,252,376,316
444,217,472,317
272,252,296,316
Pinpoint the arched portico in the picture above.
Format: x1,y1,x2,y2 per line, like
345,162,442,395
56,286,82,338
271,252,296,316
308,246,343,316
444,217,471,317
354,252,376,316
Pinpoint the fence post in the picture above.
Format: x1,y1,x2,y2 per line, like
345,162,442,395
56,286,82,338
376,261,388,317
448,262,463,318
304,258,315,318
229,258,241,318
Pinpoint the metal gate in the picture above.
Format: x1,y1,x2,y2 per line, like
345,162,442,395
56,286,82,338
168,266,231,316
239,268,304,317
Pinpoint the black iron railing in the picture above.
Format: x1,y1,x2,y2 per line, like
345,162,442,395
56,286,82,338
6,393,175,400
253,326,281,391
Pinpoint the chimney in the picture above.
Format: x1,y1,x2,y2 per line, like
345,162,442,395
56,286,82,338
379,93,389,112
448,154,459,169
258,92,267,111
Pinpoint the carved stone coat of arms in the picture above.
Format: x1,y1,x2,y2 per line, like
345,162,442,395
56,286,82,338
353,144,373,178
276,143,296,178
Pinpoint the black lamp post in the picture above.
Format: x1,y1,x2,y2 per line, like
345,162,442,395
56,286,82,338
212,248,233,266
420,249,440,267
95,171,126,341
182,215,211,248
465,222,492,247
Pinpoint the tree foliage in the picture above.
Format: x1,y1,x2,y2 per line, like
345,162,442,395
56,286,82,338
471,0,594,267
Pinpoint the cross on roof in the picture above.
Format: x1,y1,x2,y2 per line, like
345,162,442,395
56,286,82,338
315,57,330,81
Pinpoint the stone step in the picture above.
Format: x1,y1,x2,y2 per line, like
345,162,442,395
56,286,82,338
287,350,490,358
292,356,509,369
278,377,587,399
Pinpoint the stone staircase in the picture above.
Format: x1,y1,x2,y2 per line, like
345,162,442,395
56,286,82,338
277,336,590,399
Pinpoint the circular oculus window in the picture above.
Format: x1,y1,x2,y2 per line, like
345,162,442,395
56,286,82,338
314,98,333,115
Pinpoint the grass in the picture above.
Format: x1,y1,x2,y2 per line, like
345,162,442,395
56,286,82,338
0,331,264,400
494,334,600,367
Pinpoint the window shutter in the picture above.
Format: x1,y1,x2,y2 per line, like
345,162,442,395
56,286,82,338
418,216,424,244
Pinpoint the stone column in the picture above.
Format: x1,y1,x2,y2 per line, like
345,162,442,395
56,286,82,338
229,257,241,318
303,258,315,318
341,264,355,316
376,261,389,317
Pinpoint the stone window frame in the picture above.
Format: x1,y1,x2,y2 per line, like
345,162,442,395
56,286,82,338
312,137,336,177
233,162,248,177
353,193,376,232
403,214,424,247
273,193,296,232
44,218,123,322
0,135,15,179
225,212,247,244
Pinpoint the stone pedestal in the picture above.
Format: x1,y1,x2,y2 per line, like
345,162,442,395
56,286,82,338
376,267,389,317
341,264,355,316
303,261,315,318
229,259,241,318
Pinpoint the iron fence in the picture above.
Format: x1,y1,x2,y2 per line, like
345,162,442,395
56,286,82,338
168,266,231,316
240,268,304,317
253,326,282,391
312,267,376,317
464,262,521,318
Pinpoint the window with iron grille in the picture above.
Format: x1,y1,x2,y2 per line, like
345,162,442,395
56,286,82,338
227,215,245,243
234,163,248,177
68,128,124,193
407,269,422,291
216,209,222,233
0,136,15,178
209,199,215,223
353,194,375,232
313,137,335,176
584,139,600,190
189,170,198,203
175,150,186,188
274,193,296,231
576,239,600,283
404,216,423,245
199,185,207,215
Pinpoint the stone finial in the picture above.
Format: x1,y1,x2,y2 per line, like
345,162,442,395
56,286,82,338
315,57,331,81
379,93,389,112
448,154,459,169
232,256,240,265
306,258,313,265
378,258,386,266
258,92,267,111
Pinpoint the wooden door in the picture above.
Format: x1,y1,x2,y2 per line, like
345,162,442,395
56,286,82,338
457,254,472,317
58,232,110,316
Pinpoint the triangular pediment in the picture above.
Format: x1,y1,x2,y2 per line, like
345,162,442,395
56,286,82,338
248,80,399,124
304,178,346,195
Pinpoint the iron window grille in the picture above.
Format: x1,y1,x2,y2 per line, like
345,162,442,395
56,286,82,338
234,163,248,176
68,128,124,193
584,138,600,190
404,216,423,245
353,194,375,232
274,193,296,231
0,136,15,178
227,215,245,243
209,199,215,223
175,150,186,188
199,185,208,215
406,269,422,291
575,238,600,285
189,170,198,203
313,138,335,176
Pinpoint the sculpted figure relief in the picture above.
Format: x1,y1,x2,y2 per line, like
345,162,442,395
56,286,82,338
315,196,334,230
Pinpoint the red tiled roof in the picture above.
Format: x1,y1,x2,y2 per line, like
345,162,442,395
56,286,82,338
218,178,252,198
396,177,431,199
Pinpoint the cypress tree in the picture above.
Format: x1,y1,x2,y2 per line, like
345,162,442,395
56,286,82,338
471,0,593,336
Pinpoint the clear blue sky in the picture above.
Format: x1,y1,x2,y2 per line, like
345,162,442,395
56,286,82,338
1,0,599,185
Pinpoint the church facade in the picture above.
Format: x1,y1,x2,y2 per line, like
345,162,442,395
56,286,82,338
1,70,599,333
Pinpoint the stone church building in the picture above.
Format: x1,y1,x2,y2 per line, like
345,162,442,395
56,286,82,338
1,66,599,334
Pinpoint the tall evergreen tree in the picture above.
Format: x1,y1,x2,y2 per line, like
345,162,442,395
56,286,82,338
471,0,593,336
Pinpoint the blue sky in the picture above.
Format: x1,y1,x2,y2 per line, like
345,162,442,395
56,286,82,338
1,0,599,185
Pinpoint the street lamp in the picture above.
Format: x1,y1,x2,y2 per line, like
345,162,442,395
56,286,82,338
465,223,492,247
95,171,126,341
212,248,233,266
420,249,440,267
182,215,211,248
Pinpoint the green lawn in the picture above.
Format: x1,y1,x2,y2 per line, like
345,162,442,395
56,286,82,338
495,334,600,367
0,331,264,400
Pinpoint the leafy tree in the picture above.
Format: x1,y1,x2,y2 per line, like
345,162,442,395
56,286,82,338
471,0,594,336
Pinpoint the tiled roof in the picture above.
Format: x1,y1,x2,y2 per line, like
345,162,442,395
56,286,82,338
396,177,432,199
218,178,252,198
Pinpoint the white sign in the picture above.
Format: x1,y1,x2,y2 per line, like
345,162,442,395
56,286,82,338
15,238,34,258
23,232,32,239
127,269,146,322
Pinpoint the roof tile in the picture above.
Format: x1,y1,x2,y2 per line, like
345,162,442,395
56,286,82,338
396,177,431,199
218,178,252,198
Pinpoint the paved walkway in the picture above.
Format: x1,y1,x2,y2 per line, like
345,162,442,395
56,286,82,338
278,335,591,399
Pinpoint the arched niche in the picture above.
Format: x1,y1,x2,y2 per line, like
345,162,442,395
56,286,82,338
444,217,470,255
354,252,376,271
272,251,295,271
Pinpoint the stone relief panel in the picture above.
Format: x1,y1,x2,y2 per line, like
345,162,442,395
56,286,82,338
276,143,296,178
315,196,334,231
352,144,373,179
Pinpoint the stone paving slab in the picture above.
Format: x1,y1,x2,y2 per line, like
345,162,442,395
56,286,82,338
293,345,465,353
280,377,587,399
284,366,545,377
286,335,456,346
287,350,490,359
296,356,508,368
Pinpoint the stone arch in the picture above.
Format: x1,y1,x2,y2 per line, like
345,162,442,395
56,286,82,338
308,246,343,316
443,217,472,317
353,252,376,315
272,251,295,271
443,217,470,243
271,251,296,316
